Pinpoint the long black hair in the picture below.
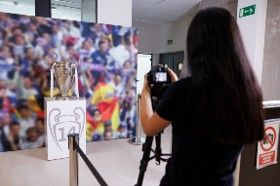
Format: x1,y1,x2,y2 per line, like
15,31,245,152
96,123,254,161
187,7,264,144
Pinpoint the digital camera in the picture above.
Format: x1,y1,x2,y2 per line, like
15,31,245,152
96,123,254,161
147,65,172,108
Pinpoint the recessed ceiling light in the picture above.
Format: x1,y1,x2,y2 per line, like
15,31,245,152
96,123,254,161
155,0,166,5
53,0,80,5
13,1,19,5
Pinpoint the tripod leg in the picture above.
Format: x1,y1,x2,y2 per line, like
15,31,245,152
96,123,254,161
155,133,162,164
135,135,154,186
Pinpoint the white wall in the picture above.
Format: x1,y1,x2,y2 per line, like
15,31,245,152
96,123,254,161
97,0,132,27
134,4,199,54
166,4,199,53
134,21,172,54
135,0,238,55
237,0,267,83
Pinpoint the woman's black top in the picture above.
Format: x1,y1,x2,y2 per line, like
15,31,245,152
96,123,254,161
156,77,242,186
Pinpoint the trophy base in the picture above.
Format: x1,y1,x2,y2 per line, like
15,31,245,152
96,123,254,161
44,97,86,160
57,96,80,100
50,96,80,101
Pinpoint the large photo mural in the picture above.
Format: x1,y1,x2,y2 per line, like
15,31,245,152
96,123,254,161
0,12,138,152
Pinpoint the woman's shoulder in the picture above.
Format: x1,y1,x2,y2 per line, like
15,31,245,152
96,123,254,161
172,77,193,90
165,77,193,100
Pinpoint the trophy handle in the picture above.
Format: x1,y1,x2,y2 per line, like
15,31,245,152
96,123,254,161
50,63,56,98
74,65,79,98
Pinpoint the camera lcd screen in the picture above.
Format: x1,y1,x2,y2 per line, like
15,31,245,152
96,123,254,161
155,72,167,82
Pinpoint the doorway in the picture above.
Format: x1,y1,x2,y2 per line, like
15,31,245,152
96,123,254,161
159,51,184,76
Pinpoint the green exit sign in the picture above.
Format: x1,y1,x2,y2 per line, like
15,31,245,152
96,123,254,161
239,4,256,18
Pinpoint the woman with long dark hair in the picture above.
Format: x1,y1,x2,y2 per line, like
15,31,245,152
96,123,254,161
140,7,264,186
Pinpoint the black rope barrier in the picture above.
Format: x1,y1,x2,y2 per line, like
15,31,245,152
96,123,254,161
73,141,108,186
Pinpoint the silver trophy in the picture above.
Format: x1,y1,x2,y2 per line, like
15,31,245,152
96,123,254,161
50,52,79,98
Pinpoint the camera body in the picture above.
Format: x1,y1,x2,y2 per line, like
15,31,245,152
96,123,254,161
147,65,172,109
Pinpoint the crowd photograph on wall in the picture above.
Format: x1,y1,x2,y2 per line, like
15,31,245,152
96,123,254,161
0,12,138,152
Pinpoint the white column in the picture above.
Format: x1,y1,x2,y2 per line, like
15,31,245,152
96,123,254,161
237,0,267,83
136,54,152,94
236,2,268,185
97,0,132,27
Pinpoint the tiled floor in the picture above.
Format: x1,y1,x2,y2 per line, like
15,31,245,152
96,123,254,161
0,128,172,186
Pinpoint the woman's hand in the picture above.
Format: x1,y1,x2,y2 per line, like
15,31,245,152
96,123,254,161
139,73,171,136
167,68,178,83
141,74,151,95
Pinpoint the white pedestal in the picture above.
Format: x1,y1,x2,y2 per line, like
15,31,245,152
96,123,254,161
44,98,86,160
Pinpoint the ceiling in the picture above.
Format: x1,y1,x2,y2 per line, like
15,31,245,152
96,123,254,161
0,0,84,20
51,0,81,10
0,0,201,24
0,0,34,6
133,0,201,24
0,0,82,9
51,0,82,21
0,0,35,16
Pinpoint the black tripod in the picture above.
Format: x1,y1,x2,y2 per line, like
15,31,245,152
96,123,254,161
135,96,172,186
135,131,171,186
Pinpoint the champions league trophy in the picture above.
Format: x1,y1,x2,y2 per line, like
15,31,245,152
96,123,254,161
50,57,78,98
45,52,86,160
